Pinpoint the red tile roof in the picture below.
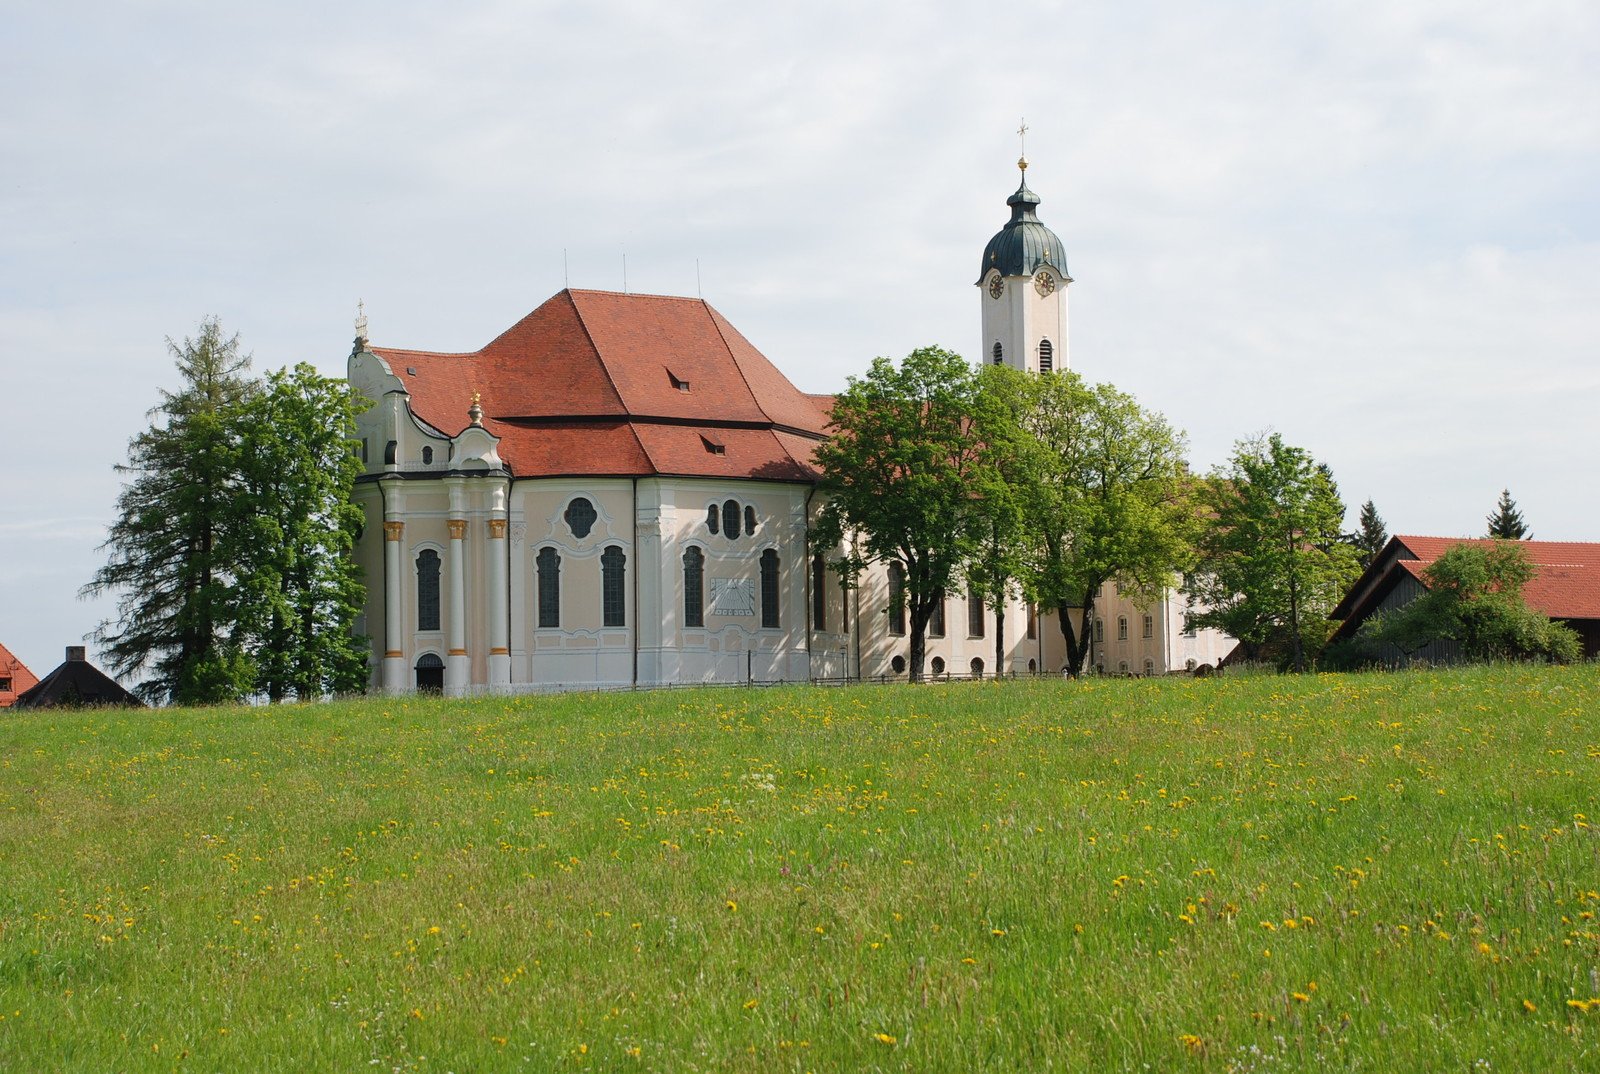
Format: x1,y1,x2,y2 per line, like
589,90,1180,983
1331,535,1600,637
0,642,40,708
371,290,830,481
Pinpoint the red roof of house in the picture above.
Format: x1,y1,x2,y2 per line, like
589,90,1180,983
0,642,40,708
1330,535,1600,637
371,290,832,482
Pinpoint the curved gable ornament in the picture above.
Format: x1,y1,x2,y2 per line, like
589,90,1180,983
450,424,503,471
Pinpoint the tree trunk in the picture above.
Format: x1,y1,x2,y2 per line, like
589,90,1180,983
994,607,1004,679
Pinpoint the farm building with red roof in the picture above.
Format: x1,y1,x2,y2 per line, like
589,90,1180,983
0,642,39,708
1329,535,1600,662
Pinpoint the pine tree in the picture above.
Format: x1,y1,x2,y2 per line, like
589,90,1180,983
85,319,256,704
1352,499,1388,570
1485,488,1530,540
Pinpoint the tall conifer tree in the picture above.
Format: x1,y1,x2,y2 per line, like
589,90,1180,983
1485,489,1531,540
85,319,255,704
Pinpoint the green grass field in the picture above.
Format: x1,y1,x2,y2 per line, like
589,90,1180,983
1,665,1597,1072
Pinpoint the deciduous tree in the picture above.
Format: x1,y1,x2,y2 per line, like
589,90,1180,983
999,368,1195,677
232,364,369,700
812,347,989,682
1188,434,1359,672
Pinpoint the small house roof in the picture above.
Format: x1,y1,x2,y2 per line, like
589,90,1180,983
12,647,143,710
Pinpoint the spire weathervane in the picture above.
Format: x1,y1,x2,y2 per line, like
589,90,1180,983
1017,118,1029,173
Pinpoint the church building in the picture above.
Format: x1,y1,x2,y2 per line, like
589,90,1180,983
349,164,1230,692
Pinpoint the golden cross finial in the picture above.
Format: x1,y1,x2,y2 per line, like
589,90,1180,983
354,298,368,342
1017,118,1029,171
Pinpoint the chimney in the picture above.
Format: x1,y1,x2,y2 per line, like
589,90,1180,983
66,646,86,663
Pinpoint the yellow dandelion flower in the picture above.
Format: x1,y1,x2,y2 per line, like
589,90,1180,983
874,1032,897,1045
962,957,977,965
409,1008,424,1021
726,900,738,912
1178,1033,1205,1055
427,925,441,935
1292,992,1310,1004
1523,1000,1538,1013
991,928,1007,937
743,998,758,1010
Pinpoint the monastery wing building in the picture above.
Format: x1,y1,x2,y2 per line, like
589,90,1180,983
349,168,1232,693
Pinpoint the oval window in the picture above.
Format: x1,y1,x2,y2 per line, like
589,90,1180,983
564,498,598,539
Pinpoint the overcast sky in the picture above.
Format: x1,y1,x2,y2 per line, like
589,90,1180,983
3,1,1597,681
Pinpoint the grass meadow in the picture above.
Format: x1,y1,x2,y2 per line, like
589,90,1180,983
1,665,1597,1072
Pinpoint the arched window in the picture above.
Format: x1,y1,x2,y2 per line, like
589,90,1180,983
1143,614,1154,639
811,553,827,631
601,546,626,627
929,591,945,638
723,500,741,540
1117,616,1129,641
384,440,397,464
744,505,757,535
1026,602,1037,640
1027,658,1037,674
683,547,705,628
421,446,434,465
1143,659,1154,676
1118,660,1129,674
1038,339,1054,373
891,655,906,675
536,547,560,628
967,585,985,638
931,656,946,678
564,498,597,539
415,549,440,632
992,342,1003,365
970,657,984,680
415,653,444,693
705,505,719,535
888,564,906,636
760,549,780,629
1093,618,1104,643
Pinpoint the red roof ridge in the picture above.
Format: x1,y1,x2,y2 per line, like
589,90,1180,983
703,297,769,424
563,290,632,420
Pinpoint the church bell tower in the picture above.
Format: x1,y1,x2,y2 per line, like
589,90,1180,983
977,137,1071,374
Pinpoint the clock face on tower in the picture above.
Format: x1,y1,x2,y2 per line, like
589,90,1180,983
988,275,1004,299
1034,271,1056,297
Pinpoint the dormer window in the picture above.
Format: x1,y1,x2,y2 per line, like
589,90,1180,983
421,446,433,465
668,369,691,392
406,367,417,377
701,435,725,455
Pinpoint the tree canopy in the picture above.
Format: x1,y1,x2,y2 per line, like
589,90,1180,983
812,347,990,682
86,321,368,704
1187,433,1360,672
991,367,1194,677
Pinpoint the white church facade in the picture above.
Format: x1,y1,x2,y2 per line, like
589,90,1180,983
348,168,1232,693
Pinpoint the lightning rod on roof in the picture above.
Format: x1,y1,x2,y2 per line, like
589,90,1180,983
563,249,569,289
696,259,702,299
622,250,628,295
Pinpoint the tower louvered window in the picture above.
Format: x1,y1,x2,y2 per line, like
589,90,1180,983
537,547,560,628
992,342,1003,365
1038,339,1054,373
683,547,705,628
602,546,626,627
